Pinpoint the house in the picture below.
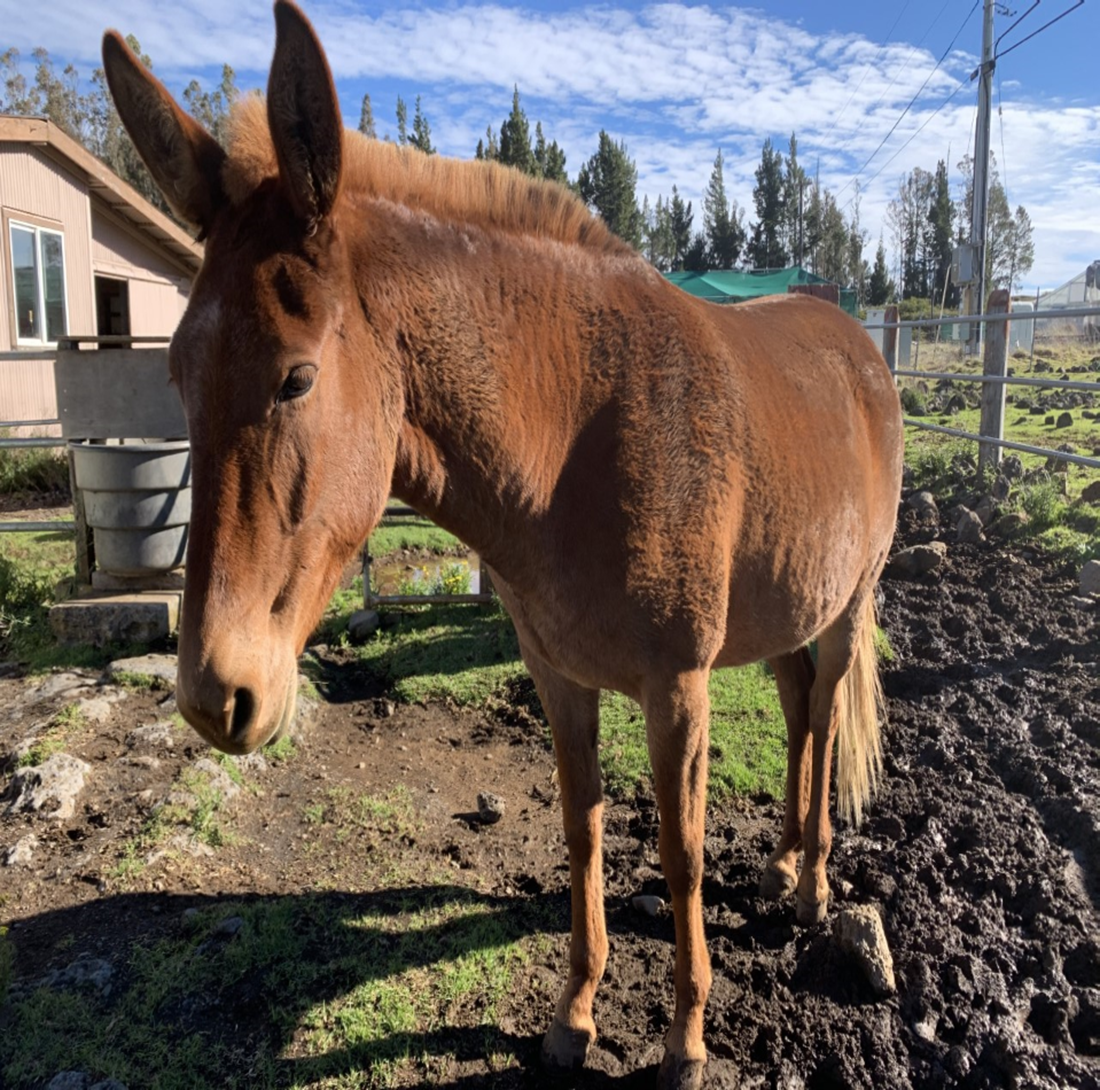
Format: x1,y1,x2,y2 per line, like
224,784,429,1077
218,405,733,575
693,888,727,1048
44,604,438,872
0,115,202,427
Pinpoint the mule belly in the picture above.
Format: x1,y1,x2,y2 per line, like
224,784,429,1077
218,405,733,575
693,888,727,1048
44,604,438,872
715,518,871,669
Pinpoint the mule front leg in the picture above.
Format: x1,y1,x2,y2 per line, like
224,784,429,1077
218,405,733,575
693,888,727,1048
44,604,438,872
521,650,606,1071
643,672,712,1090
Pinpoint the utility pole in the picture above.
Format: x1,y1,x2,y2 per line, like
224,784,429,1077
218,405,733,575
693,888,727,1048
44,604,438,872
968,0,996,352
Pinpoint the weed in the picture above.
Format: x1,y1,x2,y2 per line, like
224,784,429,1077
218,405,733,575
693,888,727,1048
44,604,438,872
1015,477,1068,533
263,735,297,762
211,752,244,787
16,703,86,767
0,441,70,495
303,802,325,825
112,671,167,692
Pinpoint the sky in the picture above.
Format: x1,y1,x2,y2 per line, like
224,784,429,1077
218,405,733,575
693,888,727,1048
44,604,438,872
4,0,1097,290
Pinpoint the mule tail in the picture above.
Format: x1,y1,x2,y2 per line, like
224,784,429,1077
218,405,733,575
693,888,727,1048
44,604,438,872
835,594,886,826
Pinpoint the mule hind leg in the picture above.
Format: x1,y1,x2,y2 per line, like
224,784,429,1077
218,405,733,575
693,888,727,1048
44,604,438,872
642,670,712,1090
759,647,815,900
519,646,608,1071
795,595,882,924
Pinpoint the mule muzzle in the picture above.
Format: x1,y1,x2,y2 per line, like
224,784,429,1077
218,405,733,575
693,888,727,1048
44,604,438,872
177,665,297,755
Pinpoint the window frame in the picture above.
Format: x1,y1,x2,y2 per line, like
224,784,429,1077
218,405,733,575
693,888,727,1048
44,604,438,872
6,215,68,348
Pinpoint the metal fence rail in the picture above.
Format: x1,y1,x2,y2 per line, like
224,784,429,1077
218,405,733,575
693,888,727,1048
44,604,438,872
0,346,75,533
869,293,1100,476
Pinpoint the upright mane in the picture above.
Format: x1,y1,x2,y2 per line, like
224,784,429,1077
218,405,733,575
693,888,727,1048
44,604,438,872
223,94,636,258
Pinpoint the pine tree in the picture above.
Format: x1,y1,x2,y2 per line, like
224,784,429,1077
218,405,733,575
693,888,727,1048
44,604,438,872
475,125,499,161
683,233,708,272
747,138,788,269
358,93,376,138
498,86,535,174
577,132,643,248
669,187,693,271
783,133,806,265
533,122,568,185
928,159,955,305
408,95,435,154
868,234,896,305
395,96,408,146
703,149,745,270
183,64,239,148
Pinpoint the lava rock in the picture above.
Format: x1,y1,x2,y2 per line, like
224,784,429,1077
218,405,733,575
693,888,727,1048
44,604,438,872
477,791,505,824
1080,560,1100,598
3,833,38,867
956,509,985,544
347,609,381,642
5,754,91,820
886,542,948,578
833,905,896,997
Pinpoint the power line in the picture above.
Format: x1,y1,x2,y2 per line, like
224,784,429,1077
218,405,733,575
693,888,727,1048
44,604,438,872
820,0,915,142
836,0,980,201
833,0,952,161
839,73,972,213
996,0,1085,61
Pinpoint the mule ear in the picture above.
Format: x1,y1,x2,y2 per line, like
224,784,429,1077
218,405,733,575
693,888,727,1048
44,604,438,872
101,31,226,235
268,0,343,228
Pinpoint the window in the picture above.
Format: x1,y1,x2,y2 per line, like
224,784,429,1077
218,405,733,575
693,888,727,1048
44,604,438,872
9,221,67,345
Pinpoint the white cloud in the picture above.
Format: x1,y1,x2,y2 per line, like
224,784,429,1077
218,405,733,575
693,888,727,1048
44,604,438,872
4,0,1095,286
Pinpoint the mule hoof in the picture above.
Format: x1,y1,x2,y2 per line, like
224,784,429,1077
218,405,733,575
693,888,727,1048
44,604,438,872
541,1018,594,1071
796,893,829,925
657,1053,706,1090
759,863,796,900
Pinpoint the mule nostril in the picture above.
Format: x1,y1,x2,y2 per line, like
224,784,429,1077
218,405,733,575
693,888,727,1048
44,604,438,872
230,687,256,743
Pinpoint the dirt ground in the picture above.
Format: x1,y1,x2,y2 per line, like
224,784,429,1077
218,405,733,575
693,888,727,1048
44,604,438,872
1,507,1099,1089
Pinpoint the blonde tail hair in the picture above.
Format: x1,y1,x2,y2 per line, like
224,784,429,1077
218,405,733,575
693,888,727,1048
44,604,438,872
835,594,886,826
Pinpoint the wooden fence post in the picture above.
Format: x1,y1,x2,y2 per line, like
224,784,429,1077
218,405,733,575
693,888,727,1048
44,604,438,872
883,305,899,373
978,290,1011,478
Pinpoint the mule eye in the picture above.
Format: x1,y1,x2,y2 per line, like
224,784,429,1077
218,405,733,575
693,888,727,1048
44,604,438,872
276,365,316,404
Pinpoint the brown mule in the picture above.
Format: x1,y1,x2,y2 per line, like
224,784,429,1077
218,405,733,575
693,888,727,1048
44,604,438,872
102,4,903,1085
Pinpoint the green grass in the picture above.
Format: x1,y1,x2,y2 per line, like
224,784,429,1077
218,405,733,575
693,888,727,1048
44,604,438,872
0,887,538,1089
598,664,787,800
0,442,70,495
355,601,790,802
263,735,298,762
368,514,463,558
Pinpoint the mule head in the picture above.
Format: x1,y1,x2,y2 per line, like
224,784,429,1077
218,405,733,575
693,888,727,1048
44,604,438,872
103,2,402,753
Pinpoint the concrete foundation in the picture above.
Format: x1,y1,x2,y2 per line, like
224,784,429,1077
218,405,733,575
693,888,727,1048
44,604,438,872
49,590,182,646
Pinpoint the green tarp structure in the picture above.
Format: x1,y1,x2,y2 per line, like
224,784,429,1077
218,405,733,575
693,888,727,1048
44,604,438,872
664,267,858,317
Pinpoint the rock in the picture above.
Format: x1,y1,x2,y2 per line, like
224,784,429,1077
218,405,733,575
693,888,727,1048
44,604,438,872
885,542,948,578
214,915,244,937
632,894,667,917
191,758,242,802
3,833,38,866
974,494,999,526
347,609,381,642
76,697,113,725
125,722,178,751
1056,412,1074,428
288,676,322,743
1046,443,1076,473
1045,415,1055,426
50,594,180,647
988,512,1030,539
907,491,938,521
991,473,1012,501
106,654,178,686
236,752,268,776
5,753,91,820
1081,560,1100,598
1081,481,1100,505
956,509,985,545
28,672,96,702
477,791,505,824
374,698,397,719
41,952,114,996
46,1074,90,1090
833,905,896,997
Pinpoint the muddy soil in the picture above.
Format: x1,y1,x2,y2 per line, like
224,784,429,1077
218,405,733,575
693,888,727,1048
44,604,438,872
1,509,1099,1089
